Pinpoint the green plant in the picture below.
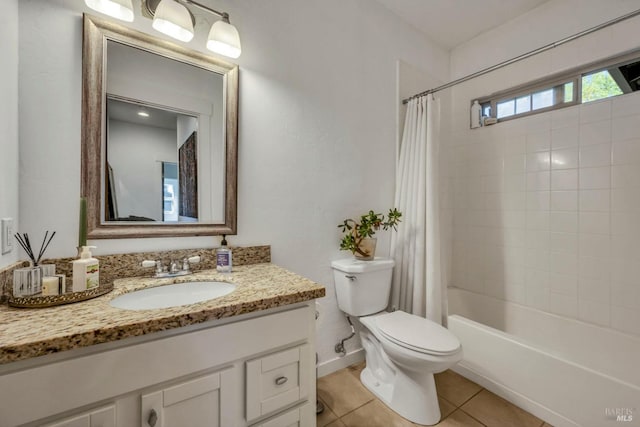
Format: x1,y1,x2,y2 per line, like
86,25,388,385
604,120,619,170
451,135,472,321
338,208,402,257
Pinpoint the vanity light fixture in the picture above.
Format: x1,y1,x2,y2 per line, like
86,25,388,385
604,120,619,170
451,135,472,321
84,0,134,22
146,0,242,58
137,109,150,117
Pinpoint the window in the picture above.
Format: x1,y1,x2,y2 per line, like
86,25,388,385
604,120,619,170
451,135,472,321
564,82,574,103
490,80,575,120
477,51,640,125
516,96,530,114
582,70,623,103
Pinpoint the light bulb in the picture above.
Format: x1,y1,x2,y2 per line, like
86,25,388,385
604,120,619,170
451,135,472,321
207,20,241,58
152,0,194,42
85,0,134,22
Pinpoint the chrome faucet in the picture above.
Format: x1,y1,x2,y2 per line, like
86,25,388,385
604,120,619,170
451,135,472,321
141,256,201,278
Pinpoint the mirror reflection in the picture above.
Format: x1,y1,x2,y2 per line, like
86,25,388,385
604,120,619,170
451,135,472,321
106,98,200,222
105,40,225,224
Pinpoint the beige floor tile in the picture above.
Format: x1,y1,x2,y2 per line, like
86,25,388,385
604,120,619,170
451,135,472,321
461,390,543,427
326,420,347,427
410,398,458,426
318,369,375,417
434,370,483,407
317,397,338,427
341,399,415,427
439,396,457,419
347,360,366,380
433,409,485,426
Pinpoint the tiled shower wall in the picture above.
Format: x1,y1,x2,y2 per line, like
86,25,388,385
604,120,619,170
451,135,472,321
445,8,640,339
449,93,640,337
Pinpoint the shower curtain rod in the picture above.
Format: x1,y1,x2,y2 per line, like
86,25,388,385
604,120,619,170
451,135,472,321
402,8,640,104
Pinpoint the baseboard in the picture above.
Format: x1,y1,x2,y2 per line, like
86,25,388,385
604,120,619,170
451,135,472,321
317,348,365,378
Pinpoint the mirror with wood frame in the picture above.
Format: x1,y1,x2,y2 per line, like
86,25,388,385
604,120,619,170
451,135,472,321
82,14,238,239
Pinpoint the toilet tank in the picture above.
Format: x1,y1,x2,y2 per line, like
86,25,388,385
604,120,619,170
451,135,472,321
331,258,395,316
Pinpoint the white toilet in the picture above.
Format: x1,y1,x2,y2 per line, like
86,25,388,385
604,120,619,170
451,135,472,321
331,258,462,426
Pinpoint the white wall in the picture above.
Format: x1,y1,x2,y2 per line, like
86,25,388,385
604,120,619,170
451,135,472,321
0,0,19,268
17,0,449,367
447,1,640,338
19,0,81,262
397,60,442,148
108,120,176,221
451,0,640,80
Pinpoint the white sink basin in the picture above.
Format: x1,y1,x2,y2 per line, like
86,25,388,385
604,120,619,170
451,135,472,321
110,281,236,310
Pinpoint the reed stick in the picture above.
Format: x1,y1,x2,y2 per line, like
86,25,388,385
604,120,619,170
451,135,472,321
14,231,56,266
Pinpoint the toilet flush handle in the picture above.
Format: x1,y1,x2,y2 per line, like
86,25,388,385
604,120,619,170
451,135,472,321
345,275,357,281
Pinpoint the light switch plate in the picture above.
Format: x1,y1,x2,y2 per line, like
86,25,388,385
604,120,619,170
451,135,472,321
1,218,14,254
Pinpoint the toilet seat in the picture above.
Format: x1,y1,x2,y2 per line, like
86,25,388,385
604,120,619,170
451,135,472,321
374,311,460,356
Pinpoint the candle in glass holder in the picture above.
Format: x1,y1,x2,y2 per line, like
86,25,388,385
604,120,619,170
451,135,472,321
42,276,59,296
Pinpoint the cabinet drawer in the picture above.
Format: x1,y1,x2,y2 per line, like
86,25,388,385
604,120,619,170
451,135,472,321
44,404,115,427
246,344,311,422
251,402,312,427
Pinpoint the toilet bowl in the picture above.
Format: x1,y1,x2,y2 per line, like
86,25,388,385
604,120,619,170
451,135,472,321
331,258,462,426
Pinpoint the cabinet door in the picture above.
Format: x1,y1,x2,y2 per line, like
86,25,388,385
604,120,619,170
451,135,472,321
252,402,312,427
45,405,116,427
141,367,236,427
246,344,311,423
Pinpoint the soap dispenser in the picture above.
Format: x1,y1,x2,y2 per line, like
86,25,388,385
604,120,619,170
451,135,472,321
216,235,232,273
72,246,100,292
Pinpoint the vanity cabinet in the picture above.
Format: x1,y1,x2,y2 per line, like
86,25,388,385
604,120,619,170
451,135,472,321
0,304,316,427
44,405,116,427
252,402,313,427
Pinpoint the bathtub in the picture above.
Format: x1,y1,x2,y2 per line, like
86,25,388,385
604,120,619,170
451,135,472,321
447,287,640,427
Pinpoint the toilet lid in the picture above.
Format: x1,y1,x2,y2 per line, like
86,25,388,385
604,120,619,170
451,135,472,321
375,311,460,355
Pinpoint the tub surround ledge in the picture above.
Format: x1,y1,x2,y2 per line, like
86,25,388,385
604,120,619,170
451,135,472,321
0,262,325,365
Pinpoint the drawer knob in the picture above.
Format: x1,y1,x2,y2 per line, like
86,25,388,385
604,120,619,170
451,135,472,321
148,409,158,427
275,376,288,385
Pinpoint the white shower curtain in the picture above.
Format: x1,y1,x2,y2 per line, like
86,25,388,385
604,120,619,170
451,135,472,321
390,95,447,325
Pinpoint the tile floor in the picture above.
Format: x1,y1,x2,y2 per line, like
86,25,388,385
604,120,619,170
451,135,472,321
317,362,554,427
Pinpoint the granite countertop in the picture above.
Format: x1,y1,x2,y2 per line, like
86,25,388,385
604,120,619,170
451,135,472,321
0,263,325,365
